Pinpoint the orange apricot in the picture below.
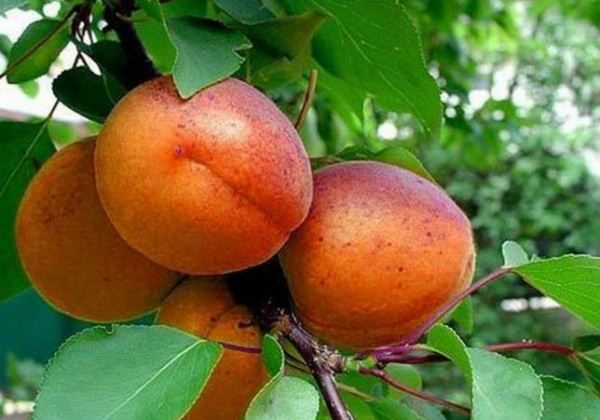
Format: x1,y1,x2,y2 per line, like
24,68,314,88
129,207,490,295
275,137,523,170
15,138,179,322
279,161,475,349
95,76,312,275
157,277,268,420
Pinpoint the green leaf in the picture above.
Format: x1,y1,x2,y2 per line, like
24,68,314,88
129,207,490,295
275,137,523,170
135,17,177,73
34,325,222,420
426,325,471,381
426,325,543,420
82,41,138,89
281,0,442,137
241,11,326,89
261,334,285,376
541,375,600,419
370,398,420,419
468,348,543,420
385,365,422,399
513,255,600,330
214,0,274,24
0,0,27,14
247,337,319,419
370,397,445,420
6,18,69,83
450,297,474,335
373,147,436,183
245,376,319,420
452,296,473,334
502,241,529,267
165,17,251,98
336,145,435,183
18,80,39,98
0,122,55,302
573,336,600,392
53,67,126,123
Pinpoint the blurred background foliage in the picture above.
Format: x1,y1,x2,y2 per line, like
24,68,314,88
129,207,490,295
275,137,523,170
1,0,600,410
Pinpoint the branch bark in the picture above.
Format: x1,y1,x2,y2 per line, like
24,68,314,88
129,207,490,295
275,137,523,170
102,0,158,85
226,260,352,420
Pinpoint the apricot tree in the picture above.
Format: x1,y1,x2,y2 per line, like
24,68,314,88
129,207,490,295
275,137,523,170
1,0,600,419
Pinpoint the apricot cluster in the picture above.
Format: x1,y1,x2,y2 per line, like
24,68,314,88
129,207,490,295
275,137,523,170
16,75,475,417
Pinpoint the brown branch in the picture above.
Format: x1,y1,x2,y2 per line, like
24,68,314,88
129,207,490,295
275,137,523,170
226,259,352,420
360,368,471,416
266,308,351,420
294,69,318,130
102,0,158,85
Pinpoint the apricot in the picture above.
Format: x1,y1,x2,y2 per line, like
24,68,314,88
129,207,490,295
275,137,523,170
279,161,475,349
95,76,313,275
157,277,268,420
15,139,180,322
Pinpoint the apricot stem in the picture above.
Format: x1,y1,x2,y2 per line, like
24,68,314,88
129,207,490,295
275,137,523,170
294,69,319,130
360,368,471,416
366,267,511,359
374,341,576,365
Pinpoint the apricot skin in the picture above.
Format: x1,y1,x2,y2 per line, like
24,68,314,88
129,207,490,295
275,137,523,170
279,161,475,349
157,277,268,420
95,76,313,275
15,139,179,322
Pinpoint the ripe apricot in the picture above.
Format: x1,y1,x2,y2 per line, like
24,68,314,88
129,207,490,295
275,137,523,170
15,139,179,322
95,76,312,275
157,277,268,420
279,161,475,349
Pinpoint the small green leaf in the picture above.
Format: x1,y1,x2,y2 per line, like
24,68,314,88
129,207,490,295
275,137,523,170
53,67,126,122
0,0,27,15
541,375,600,419
34,325,222,420
245,376,319,420
0,122,55,302
6,19,69,83
247,337,318,419
513,255,600,331
451,297,474,335
281,0,442,137
18,80,39,98
573,336,600,391
214,0,274,24
166,17,251,98
502,241,529,267
261,334,284,376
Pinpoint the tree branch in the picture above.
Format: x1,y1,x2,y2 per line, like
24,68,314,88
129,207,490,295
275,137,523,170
226,259,352,420
102,0,158,85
